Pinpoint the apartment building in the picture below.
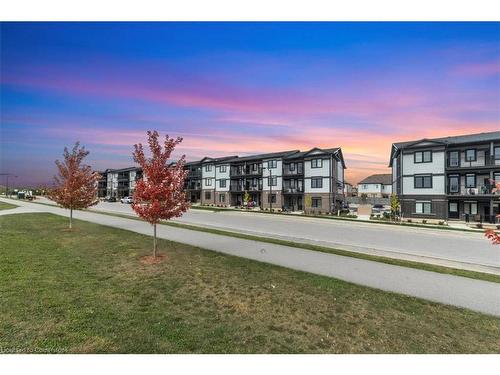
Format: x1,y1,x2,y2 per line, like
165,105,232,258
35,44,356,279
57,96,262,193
389,131,500,222
357,174,392,198
99,146,346,213
104,167,143,198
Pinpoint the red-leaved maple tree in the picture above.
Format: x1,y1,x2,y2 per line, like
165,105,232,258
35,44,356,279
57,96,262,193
48,142,100,229
132,131,190,258
485,229,500,245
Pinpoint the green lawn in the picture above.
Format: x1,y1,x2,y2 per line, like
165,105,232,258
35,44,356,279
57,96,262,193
1,213,500,353
0,201,18,210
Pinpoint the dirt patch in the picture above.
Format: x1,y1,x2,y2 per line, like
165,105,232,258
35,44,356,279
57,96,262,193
140,254,168,265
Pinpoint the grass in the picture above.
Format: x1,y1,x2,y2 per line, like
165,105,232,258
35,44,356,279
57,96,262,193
1,213,500,354
83,209,500,284
0,201,17,210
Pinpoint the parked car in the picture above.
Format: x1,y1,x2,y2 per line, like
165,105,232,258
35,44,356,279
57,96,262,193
120,196,134,204
104,196,117,202
371,204,385,214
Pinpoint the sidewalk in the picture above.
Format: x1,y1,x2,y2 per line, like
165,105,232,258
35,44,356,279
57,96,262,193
2,197,500,317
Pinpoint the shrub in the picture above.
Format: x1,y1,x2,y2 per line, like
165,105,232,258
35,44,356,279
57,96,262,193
407,219,412,223
438,221,445,226
476,223,483,229
422,219,427,224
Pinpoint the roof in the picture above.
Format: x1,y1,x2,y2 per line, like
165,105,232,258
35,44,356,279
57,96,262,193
358,174,392,185
393,131,500,149
105,166,141,173
389,131,500,166
227,150,300,163
200,155,238,164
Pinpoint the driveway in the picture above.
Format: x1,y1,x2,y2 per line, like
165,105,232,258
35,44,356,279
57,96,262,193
3,197,500,317
85,200,500,273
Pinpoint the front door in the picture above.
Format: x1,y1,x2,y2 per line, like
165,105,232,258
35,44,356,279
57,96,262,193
448,201,459,219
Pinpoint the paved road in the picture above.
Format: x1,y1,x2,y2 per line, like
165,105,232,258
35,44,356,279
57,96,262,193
2,198,500,317
84,200,500,273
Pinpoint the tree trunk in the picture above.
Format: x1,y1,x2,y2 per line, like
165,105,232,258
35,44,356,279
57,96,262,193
153,223,157,258
69,207,73,229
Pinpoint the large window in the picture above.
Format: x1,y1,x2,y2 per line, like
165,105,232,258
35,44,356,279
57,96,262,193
205,178,212,186
448,175,459,193
311,159,323,168
465,149,476,162
464,202,478,215
449,151,459,167
414,151,432,163
414,175,432,189
311,197,322,208
268,160,277,169
311,177,323,188
219,179,226,188
465,174,476,188
416,201,432,214
219,165,226,173
495,147,500,160
204,191,211,200
205,164,212,172
219,194,225,203
268,176,277,186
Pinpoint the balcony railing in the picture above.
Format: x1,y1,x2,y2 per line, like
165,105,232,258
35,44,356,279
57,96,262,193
283,186,304,194
247,184,263,191
448,184,499,196
447,156,500,168
283,165,304,175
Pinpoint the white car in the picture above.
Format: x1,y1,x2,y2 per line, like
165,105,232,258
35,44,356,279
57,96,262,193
120,196,134,204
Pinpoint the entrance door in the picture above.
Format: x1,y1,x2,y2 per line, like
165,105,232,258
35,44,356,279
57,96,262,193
448,201,459,219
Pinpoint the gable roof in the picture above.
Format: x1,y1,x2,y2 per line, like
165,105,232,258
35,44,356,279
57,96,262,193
358,173,392,185
227,150,300,163
200,155,238,164
389,131,500,166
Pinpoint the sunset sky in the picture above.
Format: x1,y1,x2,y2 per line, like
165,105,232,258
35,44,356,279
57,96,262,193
1,22,499,186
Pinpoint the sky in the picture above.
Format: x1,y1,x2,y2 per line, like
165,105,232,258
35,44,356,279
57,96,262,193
1,22,499,186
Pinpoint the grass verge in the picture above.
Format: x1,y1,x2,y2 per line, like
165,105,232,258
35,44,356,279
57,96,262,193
0,201,18,210
1,212,500,353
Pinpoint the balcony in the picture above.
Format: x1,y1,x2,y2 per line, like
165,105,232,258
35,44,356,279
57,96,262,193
247,183,263,191
448,184,499,196
283,164,304,176
188,170,201,177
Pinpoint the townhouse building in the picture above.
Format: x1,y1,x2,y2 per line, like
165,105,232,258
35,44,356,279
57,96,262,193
357,174,392,198
104,167,143,198
389,131,500,223
99,146,346,214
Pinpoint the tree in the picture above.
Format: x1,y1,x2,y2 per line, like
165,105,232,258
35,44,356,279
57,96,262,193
485,230,500,245
390,193,400,222
131,131,190,258
48,142,100,229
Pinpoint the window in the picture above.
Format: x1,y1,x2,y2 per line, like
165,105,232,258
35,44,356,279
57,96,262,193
219,179,226,188
465,149,476,162
465,174,476,188
289,163,295,171
363,184,368,189
448,175,459,193
414,175,432,188
219,165,226,173
416,201,432,214
205,178,212,186
205,164,212,172
268,160,277,169
268,176,277,186
311,197,322,208
449,202,458,212
449,151,459,167
219,194,225,203
464,202,478,215
414,151,432,163
267,194,276,203
311,159,323,168
495,173,500,184
311,177,323,188
204,191,211,200
495,147,500,160
252,163,258,171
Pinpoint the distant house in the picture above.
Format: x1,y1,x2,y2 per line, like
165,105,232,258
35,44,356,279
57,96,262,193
357,174,392,198
343,181,354,196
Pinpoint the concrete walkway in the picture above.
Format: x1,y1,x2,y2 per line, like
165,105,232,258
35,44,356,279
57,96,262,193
2,198,500,317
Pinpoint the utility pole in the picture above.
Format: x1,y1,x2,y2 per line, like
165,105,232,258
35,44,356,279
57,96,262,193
1,173,18,198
